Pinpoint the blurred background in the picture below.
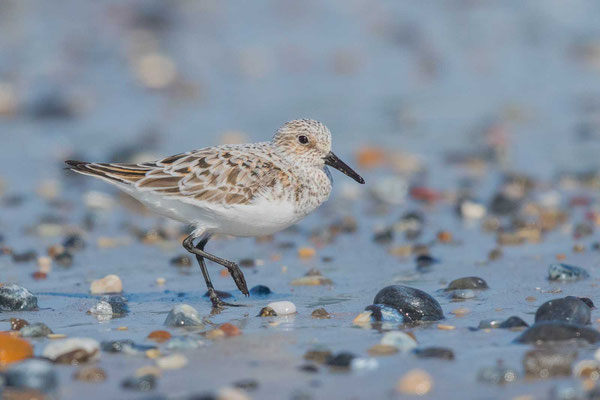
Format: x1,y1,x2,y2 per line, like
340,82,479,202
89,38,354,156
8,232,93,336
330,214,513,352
2,0,600,193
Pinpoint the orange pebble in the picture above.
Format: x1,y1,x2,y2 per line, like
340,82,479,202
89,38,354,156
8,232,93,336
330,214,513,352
437,231,453,243
556,254,566,261
356,147,386,169
147,330,172,343
298,247,316,259
220,269,230,277
32,271,47,280
219,323,241,337
0,332,34,365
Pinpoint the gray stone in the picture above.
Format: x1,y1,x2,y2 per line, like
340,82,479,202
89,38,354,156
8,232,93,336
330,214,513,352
4,359,58,392
164,304,204,327
0,284,38,311
373,285,444,322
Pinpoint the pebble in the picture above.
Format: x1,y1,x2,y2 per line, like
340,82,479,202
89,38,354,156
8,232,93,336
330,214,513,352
53,251,73,267
498,316,529,329
304,350,332,364
514,322,600,344
548,263,589,281
350,357,378,371
0,333,34,365
290,275,333,286
12,250,37,263
249,285,272,296
364,304,404,323
297,247,316,259
444,277,489,291
219,323,241,337
90,274,123,294
4,359,58,392
450,289,476,300
263,301,296,316
166,337,203,350
373,285,444,322
478,319,502,329
380,331,418,352
156,353,188,370
367,344,398,356
414,347,455,360
523,349,576,379
100,339,155,354
458,199,486,219
63,234,85,251
10,318,29,331
73,366,107,382
326,352,355,369
217,387,252,400
477,363,518,384
535,296,591,325
164,304,204,327
42,338,100,365
396,369,433,395
311,308,330,319
415,254,439,270
258,307,276,317
170,255,192,267
373,228,394,244
88,301,113,320
122,374,156,391
0,284,38,311
20,323,53,338
147,330,171,343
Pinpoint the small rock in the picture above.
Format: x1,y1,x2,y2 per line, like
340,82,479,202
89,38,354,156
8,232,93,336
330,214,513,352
304,350,332,364
0,284,38,311
20,323,52,338
373,285,444,322
444,277,489,291
450,289,476,300
396,369,433,395
523,348,576,379
74,366,107,382
497,316,528,329
53,251,73,268
364,304,404,323
368,344,398,356
477,363,518,384
147,330,171,343
478,319,502,329
156,353,188,370
4,359,58,392
263,301,296,316
415,254,439,270
514,322,600,344
535,296,591,325
11,250,37,263
380,331,417,352
101,295,129,316
100,340,155,354
122,374,156,391
170,255,192,267
90,274,123,294
0,333,34,364
42,338,100,365
88,301,113,320
298,247,316,259
217,387,251,400
63,234,85,251
219,323,241,337
414,347,455,360
10,318,29,331
164,304,204,327
166,337,203,350
458,199,486,219
548,263,589,281
350,357,378,371
249,285,272,296
258,307,276,317
311,308,330,319
326,352,355,369
290,275,333,286
232,379,259,392
373,228,394,244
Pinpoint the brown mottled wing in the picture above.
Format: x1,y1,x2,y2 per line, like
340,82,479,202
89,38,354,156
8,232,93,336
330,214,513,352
139,146,287,206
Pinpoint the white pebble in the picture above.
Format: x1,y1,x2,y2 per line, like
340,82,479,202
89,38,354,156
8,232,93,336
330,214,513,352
381,331,417,352
156,353,188,370
351,357,379,371
90,274,123,294
43,338,100,362
267,301,296,316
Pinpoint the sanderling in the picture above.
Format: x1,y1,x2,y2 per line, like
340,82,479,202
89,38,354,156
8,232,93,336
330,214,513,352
66,119,365,308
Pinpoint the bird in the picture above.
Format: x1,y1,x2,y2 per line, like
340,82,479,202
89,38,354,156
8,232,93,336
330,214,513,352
66,119,365,308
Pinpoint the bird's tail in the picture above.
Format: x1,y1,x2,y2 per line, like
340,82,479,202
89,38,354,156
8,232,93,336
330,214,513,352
65,160,151,185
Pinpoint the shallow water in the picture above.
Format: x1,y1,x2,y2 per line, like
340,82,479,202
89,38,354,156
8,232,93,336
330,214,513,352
2,1,600,399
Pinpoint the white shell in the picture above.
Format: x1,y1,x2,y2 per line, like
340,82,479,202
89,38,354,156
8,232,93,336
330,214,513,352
267,301,296,315
43,338,100,361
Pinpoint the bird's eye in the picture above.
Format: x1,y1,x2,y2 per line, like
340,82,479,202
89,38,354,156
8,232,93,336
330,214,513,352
298,135,309,144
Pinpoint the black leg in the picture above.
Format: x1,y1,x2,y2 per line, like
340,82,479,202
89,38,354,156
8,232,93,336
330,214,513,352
182,235,249,308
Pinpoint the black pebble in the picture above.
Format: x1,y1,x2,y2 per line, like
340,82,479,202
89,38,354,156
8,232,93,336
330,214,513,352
535,296,591,325
445,277,488,291
54,251,73,267
12,250,37,263
249,285,272,297
326,352,355,368
414,347,455,360
122,374,156,391
63,234,86,251
498,316,529,329
415,254,438,270
514,321,600,344
373,285,444,322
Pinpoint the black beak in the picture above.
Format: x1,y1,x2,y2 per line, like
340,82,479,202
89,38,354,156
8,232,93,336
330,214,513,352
324,152,365,184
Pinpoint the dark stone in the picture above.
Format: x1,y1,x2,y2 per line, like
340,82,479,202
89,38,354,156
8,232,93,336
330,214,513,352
54,251,73,267
101,295,129,316
299,364,319,373
373,228,393,244
477,363,518,384
548,263,589,281
249,285,272,297
414,347,455,360
373,285,444,322
364,304,404,323
326,352,355,368
489,192,520,215
233,379,259,391
4,359,58,392
11,250,37,263
63,234,86,251
514,321,600,344
498,316,529,329
415,254,439,270
100,340,154,354
122,374,156,391
445,277,489,291
170,255,192,267
311,308,331,319
203,290,231,299
523,348,576,378
0,284,38,311
304,350,332,364
535,296,591,325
